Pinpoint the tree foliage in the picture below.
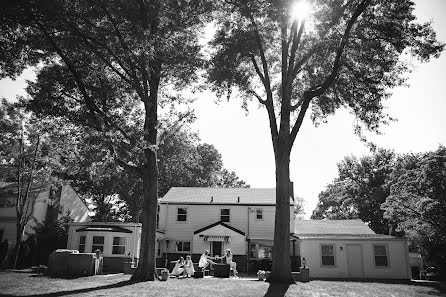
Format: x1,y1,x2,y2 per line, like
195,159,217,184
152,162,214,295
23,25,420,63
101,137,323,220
382,146,446,275
207,0,443,283
311,149,396,234
0,0,213,281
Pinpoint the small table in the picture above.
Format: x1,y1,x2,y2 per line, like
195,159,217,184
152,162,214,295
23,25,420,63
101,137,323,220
213,263,230,278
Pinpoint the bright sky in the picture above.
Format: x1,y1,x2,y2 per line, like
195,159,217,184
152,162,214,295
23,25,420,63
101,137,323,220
1,0,445,218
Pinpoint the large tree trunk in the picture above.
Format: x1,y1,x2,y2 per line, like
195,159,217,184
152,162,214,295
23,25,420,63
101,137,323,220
131,161,158,281
269,142,294,284
131,60,160,281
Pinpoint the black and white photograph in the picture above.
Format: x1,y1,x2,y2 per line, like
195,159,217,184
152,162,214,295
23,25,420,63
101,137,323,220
0,0,445,296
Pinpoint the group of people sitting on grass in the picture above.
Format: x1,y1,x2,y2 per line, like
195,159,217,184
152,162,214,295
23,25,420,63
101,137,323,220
171,249,238,278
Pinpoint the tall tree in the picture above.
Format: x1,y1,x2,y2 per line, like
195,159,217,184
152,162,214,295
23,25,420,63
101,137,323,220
382,146,446,277
312,149,396,234
207,0,443,283
0,0,212,281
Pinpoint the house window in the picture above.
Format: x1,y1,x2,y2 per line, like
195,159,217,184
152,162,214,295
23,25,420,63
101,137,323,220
256,209,263,220
221,209,230,222
176,241,191,252
157,241,161,257
249,243,257,259
374,245,389,267
177,208,187,221
112,237,126,255
92,236,105,253
321,245,335,266
78,235,86,253
258,245,272,259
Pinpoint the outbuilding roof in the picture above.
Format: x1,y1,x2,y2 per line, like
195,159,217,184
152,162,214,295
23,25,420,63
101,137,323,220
294,219,377,236
161,187,292,205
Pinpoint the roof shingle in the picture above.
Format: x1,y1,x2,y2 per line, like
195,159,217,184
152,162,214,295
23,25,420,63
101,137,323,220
294,219,377,236
161,187,287,205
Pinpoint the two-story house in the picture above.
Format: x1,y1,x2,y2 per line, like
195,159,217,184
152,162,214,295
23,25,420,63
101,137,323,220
158,187,297,273
64,186,411,279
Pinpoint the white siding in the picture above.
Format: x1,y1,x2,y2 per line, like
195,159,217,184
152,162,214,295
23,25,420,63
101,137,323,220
300,238,410,279
67,224,141,259
59,185,89,222
160,204,293,239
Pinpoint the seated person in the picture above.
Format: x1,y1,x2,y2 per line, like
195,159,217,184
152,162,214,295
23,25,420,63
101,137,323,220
183,255,195,277
198,250,216,271
171,256,186,277
216,249,238,277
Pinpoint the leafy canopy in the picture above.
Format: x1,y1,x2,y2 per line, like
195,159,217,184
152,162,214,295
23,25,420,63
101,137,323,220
208,0,443,143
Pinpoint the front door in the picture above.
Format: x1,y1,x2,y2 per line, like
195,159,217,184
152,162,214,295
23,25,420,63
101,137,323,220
347,244,364,278
211,241,223,258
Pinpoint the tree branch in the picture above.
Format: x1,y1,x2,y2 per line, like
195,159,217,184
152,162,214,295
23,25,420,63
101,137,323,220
289,0,371,147
286,19,305,87
246,89,266,105
245,5,273,100
289,92,311,147
307,0,371,98
291,0,357,79
248,53,266,86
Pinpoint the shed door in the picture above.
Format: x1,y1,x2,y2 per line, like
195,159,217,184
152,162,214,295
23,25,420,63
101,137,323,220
347,244,364,278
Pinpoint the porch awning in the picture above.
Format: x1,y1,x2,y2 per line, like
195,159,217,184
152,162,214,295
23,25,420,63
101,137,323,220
203,236,230,243
75,226,133,233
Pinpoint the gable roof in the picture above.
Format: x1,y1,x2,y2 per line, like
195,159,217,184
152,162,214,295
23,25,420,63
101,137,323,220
161,187,292,205
294,219,377,237
194,221,245,236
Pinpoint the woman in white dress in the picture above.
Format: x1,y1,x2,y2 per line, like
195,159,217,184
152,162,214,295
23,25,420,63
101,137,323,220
198,250,216,271
183,255,195,277
217,249,238,277
171,256,186,277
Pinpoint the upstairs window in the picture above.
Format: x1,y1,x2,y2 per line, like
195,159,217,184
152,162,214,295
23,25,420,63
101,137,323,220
321,245,335,266
112,237,126,255
78,235,86,253
177,208,187,222
256,209,263,220
92,236,104,253
374,245,389,267
221,209,230,222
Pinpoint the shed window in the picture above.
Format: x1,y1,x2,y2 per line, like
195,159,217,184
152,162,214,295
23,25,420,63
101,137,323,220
78,235,86,253
256,209,263,220
112,237,126,254
374,245,389,267
92,236,104,253
177,208,187,221
176,241,191,252
321,245,335,266
221,209,230,222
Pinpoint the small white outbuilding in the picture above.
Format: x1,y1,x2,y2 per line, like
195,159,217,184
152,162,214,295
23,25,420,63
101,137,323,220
295,220,411,280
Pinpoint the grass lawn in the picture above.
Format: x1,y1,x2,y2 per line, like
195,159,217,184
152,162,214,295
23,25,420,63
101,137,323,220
0,271,445,297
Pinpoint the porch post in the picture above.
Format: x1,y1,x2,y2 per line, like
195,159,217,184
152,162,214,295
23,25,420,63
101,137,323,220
292,239,296,271
246,238,250,275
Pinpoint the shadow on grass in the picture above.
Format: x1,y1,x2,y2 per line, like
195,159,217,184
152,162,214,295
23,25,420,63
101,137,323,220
310,278,446,295
0,280,137,297
263,284,290,297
